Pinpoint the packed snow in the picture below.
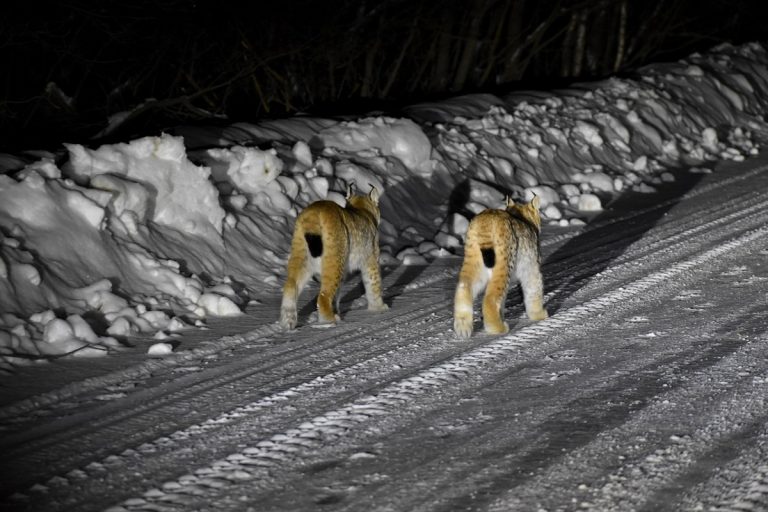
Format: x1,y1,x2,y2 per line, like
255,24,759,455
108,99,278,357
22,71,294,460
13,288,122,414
1,42,767,370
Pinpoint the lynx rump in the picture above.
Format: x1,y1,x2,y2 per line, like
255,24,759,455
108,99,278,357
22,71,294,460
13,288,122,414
279,186,388,329
453,196,548,338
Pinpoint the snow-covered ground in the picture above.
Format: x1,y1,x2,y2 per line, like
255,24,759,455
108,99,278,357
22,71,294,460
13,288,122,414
1,41,767,368
4,40,768,512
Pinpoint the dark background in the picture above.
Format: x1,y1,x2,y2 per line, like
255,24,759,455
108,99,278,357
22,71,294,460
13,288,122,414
1,0,765,152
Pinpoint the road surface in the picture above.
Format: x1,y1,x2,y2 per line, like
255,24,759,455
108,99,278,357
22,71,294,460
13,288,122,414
2,156,768,511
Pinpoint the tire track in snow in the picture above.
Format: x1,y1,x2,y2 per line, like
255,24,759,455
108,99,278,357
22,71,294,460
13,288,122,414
701,464,768,512
105,210,768,511
49,187,768,504
543,185,768,299
484,308,768,511
0,284,456,499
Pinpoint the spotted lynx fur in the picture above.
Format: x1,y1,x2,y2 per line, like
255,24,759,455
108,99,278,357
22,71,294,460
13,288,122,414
279,186,388,329
453,195,548,338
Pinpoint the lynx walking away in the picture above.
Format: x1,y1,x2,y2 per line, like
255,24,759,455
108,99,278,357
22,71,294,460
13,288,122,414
454,196,548,338
279,186,389,329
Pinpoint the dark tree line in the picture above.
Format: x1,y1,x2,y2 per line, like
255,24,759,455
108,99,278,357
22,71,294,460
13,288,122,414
1,0,763,151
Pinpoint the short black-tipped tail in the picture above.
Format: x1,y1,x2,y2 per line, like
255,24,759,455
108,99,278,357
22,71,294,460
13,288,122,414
305,233,323,257
481,247,495,268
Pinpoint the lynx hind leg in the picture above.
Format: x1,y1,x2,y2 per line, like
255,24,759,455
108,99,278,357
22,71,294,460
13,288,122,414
362,249,388,312
280,238,313,330
517,250,548,321
316,237,347,325
454,250,488,338
482,262,511,335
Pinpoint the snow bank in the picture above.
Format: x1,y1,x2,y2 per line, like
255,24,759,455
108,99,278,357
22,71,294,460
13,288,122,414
65,134,225,239
1,42,767,368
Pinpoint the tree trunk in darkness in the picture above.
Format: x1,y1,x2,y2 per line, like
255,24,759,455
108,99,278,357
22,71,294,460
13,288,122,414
561,10,576,76
613,0,627,72
480,0,513,85
572,9,587,77
361,38,380,97
451,0,488,91
499,0,525,82
381,20,418,97
432,8,454,92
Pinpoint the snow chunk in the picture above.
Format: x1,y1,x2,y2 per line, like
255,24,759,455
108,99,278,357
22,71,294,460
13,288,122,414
43,318,75,344
13,263,41,286
573,121,604,146
205,146,285,192
397,248,428,265
195,293,242,317
446,213,469,236
91,174,152,234
148,343,174,356
573,171,614,193
701,127,720,153
65,134,225,239
63,186,106,228
124,250,203,304
292,141,313,167
316,117,433,176
577,194,602,211
559,184,581,198
542,205,563,220
23,158,61,179
434,231,462,249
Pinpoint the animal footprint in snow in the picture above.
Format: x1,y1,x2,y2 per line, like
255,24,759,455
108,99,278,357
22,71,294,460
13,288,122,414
544,349,578,361
639,331,666,338
734,275,768,287
673,289,703,301
348,451,377,461
684,302,715,312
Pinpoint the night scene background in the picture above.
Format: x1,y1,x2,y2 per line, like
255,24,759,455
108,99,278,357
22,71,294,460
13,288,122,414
2,0,765,152
3,2,768,511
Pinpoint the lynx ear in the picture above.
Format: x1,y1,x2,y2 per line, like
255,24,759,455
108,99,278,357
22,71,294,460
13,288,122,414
345,183,355,200
530,193,540,210
368,184,380,204
505,195,515,208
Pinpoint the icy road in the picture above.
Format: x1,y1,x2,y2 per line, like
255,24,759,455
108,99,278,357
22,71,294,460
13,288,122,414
2,156,768,512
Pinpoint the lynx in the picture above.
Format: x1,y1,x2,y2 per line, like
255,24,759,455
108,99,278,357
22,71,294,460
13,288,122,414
453,195,548,338
279,186,388,329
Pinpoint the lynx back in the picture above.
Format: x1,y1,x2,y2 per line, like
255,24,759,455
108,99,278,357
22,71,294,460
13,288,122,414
453,196,548,338
280,187,388,329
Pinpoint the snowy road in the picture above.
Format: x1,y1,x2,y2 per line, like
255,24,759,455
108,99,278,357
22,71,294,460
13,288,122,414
2,156,768,512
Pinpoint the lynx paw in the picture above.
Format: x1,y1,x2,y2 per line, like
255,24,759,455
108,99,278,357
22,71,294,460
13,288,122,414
314,312,341,328
528,309,549,321
454,316,474,339
279,307,297,330
484,320,510,335
368,301,390,312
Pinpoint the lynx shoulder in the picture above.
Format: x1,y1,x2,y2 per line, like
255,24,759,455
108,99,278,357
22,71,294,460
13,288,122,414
453,195,548,338
279,186,388,329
